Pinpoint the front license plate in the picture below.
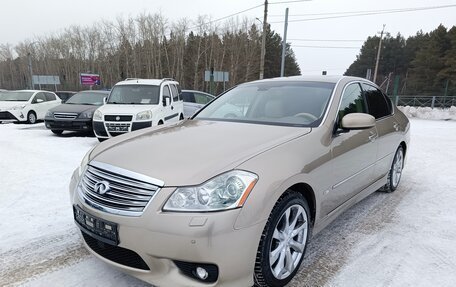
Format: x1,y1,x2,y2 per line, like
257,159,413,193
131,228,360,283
73,205,119,245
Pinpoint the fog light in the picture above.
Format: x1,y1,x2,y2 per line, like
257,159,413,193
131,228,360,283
196,267,208,280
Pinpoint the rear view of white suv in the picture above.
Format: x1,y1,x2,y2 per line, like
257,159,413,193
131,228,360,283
93,78,184,141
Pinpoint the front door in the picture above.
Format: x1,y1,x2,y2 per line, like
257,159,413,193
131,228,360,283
324,82,378,216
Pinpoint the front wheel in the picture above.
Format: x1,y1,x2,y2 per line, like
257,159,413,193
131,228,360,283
381,146,404,192
51,130,63,135
254,192,311,287
27,111,37,124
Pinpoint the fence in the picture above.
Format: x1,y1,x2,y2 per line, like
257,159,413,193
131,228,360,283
389,96,456,108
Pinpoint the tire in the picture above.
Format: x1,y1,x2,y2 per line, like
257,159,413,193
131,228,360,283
158,120,164,125
254,191,311,287
27,111,37,124
179,114,184,120
97,138,107,143
51,130,63,135
380,146,404,193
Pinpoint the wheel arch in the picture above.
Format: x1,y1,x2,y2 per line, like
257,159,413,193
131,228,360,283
284,183,316,227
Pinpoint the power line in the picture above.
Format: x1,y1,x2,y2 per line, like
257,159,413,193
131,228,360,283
288,38,364,42
269,4,456,23
269,0,312,4
292,45,360,49
188,3,264,31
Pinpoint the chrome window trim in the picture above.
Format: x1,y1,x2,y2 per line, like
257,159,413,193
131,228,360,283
318,77,344,127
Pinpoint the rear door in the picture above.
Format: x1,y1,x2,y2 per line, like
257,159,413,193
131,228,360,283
362,83,398,182
170,84,183,120
325,82,378,215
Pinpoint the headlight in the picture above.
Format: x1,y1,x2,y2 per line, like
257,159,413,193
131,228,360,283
78,146,95,177
11,105,26,110
136,110,152,120
163,170,258,212
78,111,93,119
46,111,53,117
93,110,103,121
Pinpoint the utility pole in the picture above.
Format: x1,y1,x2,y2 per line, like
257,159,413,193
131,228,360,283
280,7,289,77
259,0,268,80
28,52,33,90
373,24,386,84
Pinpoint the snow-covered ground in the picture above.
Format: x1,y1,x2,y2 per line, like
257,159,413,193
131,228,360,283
399,106,456,121
1,118,456,287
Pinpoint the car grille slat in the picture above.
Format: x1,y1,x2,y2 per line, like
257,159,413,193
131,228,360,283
54,112,78,119
87,166,158,191
79,163,162,216
85,169,156,196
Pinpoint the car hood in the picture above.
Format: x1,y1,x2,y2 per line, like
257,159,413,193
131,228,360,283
0,101,29,110
97,103,158,115
49,104,100,114
90,120,311,186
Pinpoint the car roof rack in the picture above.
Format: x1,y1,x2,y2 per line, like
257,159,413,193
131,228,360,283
124,78,142,81
161,78,175,83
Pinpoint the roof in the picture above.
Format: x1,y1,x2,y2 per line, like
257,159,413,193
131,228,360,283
115,78,178,86
248,75,369,85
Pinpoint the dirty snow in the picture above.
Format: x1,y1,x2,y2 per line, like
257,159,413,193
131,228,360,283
1,117,456,287
399,105,456,121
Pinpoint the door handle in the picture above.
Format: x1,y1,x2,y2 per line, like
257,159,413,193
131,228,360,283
393,122,399,131
368,131,378,142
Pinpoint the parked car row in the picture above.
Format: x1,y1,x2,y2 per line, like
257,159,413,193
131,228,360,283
0,79,215,140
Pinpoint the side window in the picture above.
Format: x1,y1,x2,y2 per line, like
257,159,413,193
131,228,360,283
362,83,391,119
170,84,179,102
45,93,56,101
162,85,171,106
33,93,46,103
181,92,195,103
195,93,211,104
338,83,366,124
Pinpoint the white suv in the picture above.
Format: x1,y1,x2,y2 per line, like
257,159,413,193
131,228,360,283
93,79,184,141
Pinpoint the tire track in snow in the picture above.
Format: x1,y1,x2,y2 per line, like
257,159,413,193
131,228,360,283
0,228,90,287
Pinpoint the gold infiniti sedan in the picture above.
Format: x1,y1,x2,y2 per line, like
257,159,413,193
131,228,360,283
70,75,410,287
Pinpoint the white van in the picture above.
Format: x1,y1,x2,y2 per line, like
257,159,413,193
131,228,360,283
93,79,184,141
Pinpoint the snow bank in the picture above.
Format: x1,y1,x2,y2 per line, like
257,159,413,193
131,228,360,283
398,106,456,120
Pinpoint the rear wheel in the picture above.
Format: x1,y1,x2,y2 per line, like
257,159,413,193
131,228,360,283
254,192,311,287
27,111,37,124
381,146,404,192
51,130,63,135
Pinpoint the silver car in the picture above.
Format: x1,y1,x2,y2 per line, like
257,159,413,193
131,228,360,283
70,75,410,286
181,89,215,118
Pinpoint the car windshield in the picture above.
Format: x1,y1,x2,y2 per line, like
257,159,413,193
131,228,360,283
107,85,160,105
0,91,34,102
66,92,107,105
195,81,335,127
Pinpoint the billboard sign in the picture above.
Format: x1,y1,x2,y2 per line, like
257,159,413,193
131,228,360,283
80,73,101,86
32,75,60,85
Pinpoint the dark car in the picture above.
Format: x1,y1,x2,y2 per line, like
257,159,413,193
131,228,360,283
45,90,109,135
55,91,77,103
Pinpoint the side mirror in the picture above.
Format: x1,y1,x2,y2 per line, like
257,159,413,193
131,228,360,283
341,113,375,130
103,97,107,104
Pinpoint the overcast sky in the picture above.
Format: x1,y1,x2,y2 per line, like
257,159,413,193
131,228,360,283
1,0,455,76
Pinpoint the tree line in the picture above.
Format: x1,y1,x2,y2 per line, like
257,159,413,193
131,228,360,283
0,13,300,94
345,24,456,97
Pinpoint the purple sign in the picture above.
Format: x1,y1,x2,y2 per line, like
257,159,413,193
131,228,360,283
80,73,101,86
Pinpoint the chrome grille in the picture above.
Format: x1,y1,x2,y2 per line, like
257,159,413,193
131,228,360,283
54,112,78,119
78,161,163,216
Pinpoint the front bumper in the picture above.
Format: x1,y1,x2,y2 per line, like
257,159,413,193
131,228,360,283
69,170,263,287
0,110,24,122
93,120,153,139
45,117,92,131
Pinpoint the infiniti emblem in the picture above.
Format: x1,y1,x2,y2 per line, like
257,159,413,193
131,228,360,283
94,181,111,195
116,116,120,121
